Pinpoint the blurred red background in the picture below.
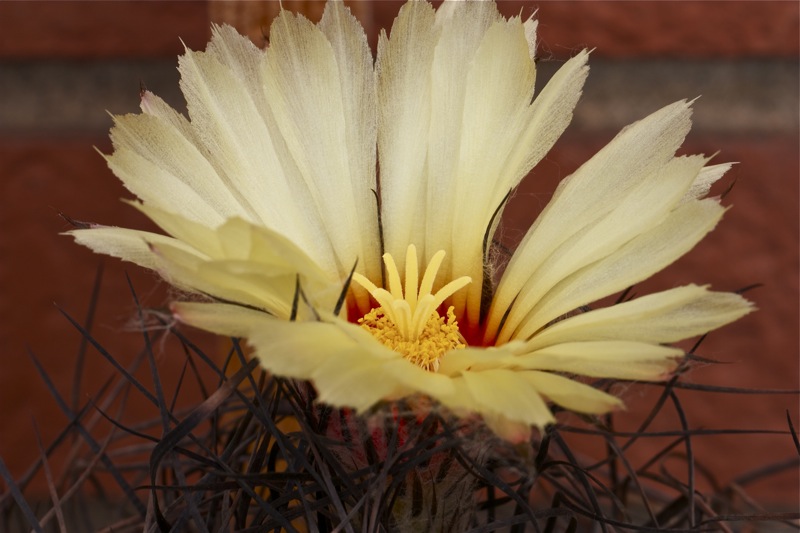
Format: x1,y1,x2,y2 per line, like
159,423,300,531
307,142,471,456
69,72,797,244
1,0,797,509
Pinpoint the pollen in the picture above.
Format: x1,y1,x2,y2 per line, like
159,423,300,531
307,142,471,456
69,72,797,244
352,245,471,372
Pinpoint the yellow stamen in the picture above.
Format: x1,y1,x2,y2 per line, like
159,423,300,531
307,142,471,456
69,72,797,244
352,245,471,371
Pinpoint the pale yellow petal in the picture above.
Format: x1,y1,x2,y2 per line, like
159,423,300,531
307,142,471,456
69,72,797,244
200,25,342,272
481,415,533,443
488,100,694,341
496,154,708,342
106,114,242,225
205,24,268,118
139,90,196,142
264,8,379,285
249,319,365,382
500,49,589,195
681,162,733,203
441,372,536,443
68,226,202,272
213,218,330,283
318,0,377,187
523,371,623,414
461,369,554,427
245,317,453,412
178,48,310,232
515,341,682,380
523,17,538,61
510,200,724,341
172,301,275,339
317,0,380,284
524,284,754,351
177,302,456,412
176,298,458,415
71,226,295,313
149,240,298,316
511,198,726,340
376,0,438,264
129,201,224,258
435,0,500,27
423,0,501,285
449,17,538,323
437,344,518,375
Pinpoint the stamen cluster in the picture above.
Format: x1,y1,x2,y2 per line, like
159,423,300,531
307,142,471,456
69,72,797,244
353,245,471,371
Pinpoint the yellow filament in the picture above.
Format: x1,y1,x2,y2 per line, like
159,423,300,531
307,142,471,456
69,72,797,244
352,245,471,371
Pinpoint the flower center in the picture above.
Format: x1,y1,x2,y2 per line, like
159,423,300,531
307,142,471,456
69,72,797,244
352,245,471,372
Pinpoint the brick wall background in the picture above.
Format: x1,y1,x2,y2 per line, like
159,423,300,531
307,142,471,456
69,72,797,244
1,0,797,509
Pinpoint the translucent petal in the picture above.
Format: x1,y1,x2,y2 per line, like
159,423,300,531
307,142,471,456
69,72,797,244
437,344,519,375
205,24,270,119
500,50,589,194
213,218,330,283
139,90,196,142
523,17,538,60
199,25,341,272
129,201,224,258
178,48,318,238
